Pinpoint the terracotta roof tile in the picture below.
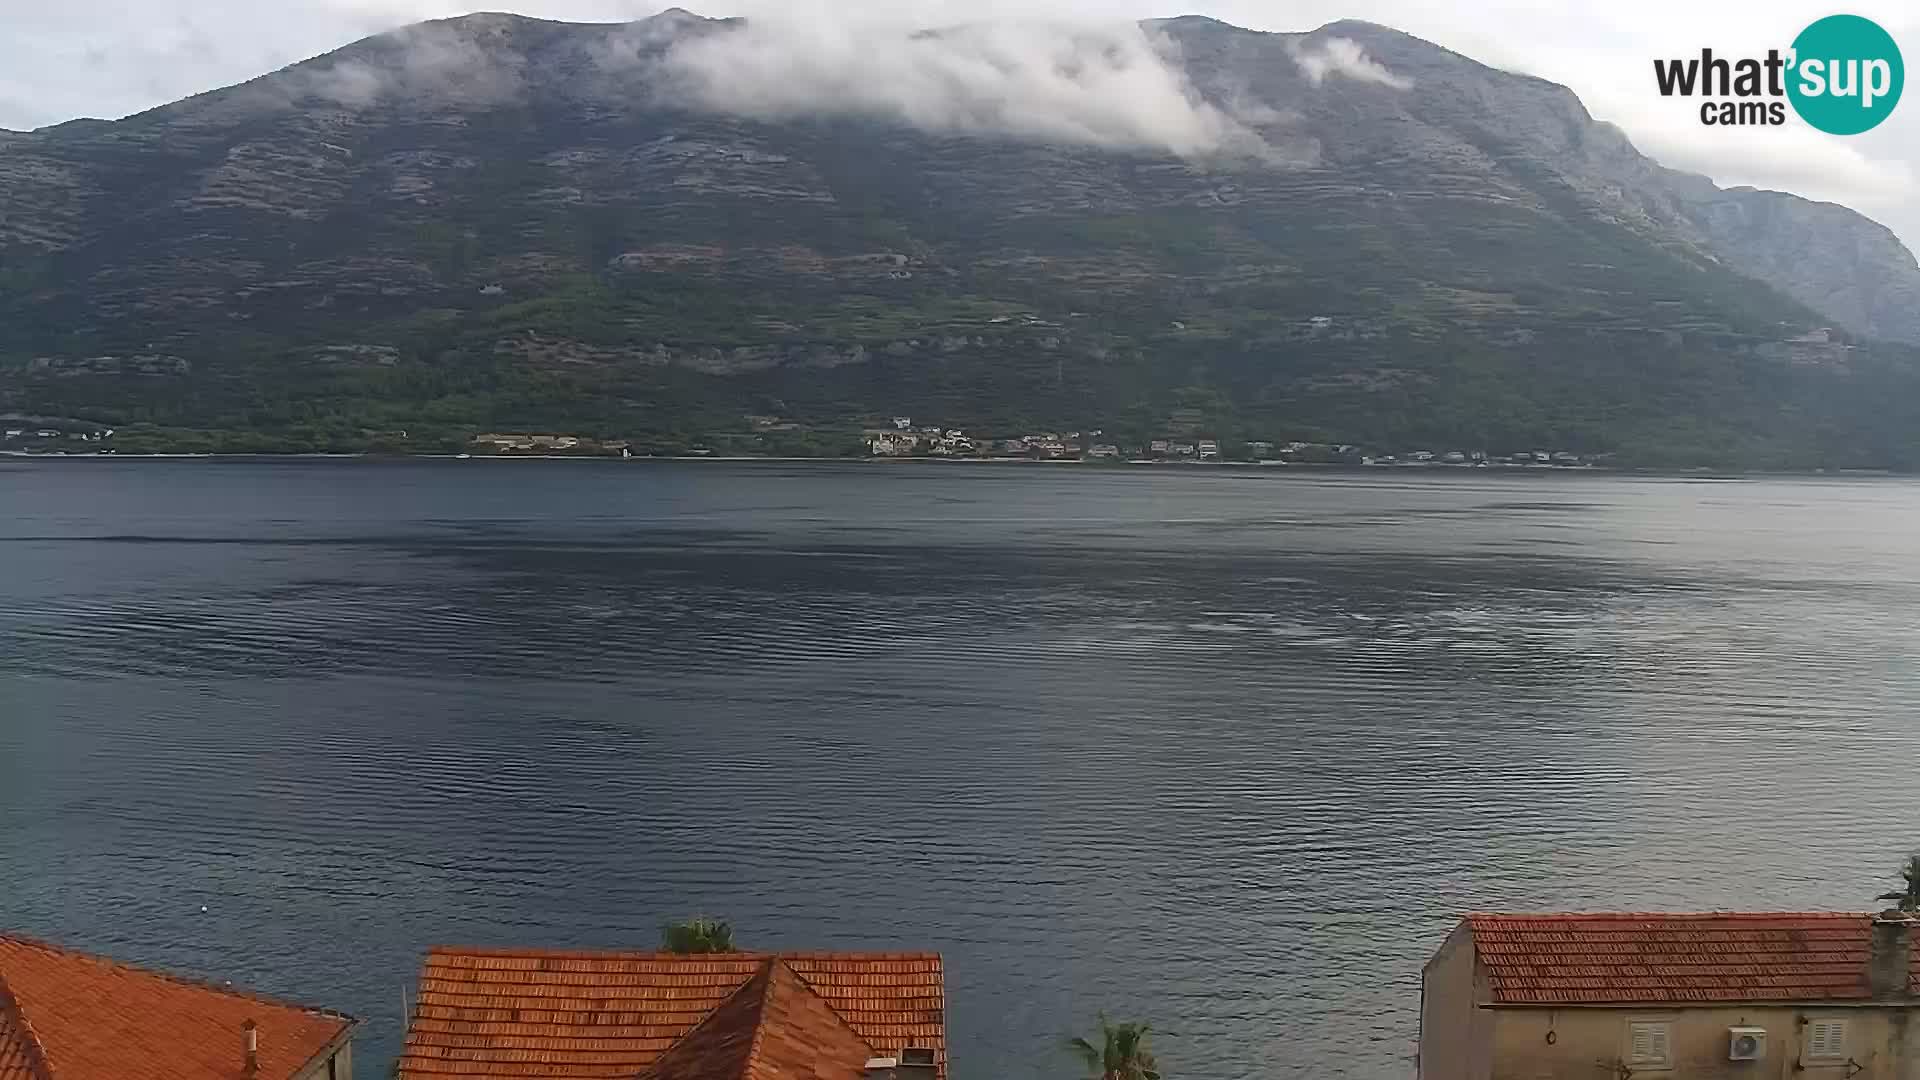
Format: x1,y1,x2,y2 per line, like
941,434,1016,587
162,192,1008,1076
637,960,875,1080
0,934,354,1080
0,979,52,1080
1465,913,1920,1005
631,965,772,1080
398,950,946,1080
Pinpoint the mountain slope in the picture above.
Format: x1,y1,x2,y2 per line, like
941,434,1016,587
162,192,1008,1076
1690,187,1920,344
3,11,1920,465
1271,20,1920,345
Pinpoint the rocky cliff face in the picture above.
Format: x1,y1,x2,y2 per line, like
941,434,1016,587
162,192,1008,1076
1690,188,1920,344
1167,17,1920,343
2,11,1919,463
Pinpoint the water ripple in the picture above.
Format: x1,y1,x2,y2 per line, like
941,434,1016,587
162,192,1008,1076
4,463,1920,1079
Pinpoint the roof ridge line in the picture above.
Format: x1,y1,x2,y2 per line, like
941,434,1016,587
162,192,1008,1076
739,959,779,1079
633,958,773,1080
779,957,883,1059
1,932,356,1026
425,946,943,960
0,971,56,1080
773,952,943,959
429,946,777,958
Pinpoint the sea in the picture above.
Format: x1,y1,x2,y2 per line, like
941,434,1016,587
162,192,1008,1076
5,459,1920,1078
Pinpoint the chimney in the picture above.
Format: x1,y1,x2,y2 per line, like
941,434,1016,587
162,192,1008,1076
865,1049,937,1080
1868,911,1915,999
894,1047,937,1080
243,1019,260,1077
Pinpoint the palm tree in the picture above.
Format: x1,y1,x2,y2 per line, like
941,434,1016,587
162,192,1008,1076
1878,855,1920,912
1066,1016,1162,1080
661,916,735,953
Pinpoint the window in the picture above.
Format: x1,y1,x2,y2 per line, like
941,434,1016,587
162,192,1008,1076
1628,1020,1674,1068
899,1048,937,1067
1807,1019,1848,1062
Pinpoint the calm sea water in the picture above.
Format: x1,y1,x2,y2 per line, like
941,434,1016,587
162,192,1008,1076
5,460,1920,1078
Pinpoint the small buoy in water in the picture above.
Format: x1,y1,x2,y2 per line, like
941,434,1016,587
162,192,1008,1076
199,905,208,913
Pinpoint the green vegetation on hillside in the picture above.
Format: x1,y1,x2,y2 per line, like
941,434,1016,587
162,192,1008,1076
5,13,1920,467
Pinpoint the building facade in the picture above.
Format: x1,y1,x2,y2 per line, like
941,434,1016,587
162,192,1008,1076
1421,912,1920,1080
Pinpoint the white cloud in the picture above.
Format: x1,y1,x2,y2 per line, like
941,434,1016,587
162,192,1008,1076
305,18,527,107
650,17,1270,159
0,0,1914,247
1289,37,1412,90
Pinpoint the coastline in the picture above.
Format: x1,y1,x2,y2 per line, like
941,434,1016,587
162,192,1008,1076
5,449,1590,467
2,450,1905,478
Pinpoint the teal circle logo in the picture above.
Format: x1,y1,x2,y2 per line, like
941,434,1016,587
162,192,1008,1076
1787,14,1903,134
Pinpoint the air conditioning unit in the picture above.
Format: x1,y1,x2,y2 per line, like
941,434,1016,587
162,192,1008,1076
1729,1026,1767,1061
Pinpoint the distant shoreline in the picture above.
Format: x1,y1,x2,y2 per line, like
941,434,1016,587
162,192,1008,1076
5,449,1589,468
1,451,1907,478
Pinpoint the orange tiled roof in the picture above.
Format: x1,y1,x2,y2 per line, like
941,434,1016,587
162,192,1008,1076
397,949,945,1080
1465,912,1920,1005
0,933,355,1080
639,960,876,1080
0,978,51,1080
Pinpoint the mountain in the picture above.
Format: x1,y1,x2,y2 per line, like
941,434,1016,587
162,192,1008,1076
1688,188,1920,345
4,10,1920,465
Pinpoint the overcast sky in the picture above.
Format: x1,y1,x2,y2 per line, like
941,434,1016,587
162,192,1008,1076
2,0,1915,250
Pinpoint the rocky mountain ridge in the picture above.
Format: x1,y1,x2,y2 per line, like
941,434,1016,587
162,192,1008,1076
2,11,1919,465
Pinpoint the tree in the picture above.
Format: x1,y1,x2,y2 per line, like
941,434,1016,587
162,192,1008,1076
1066,1016,1162,1080
1878,855,1920,912
660,917,735,954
